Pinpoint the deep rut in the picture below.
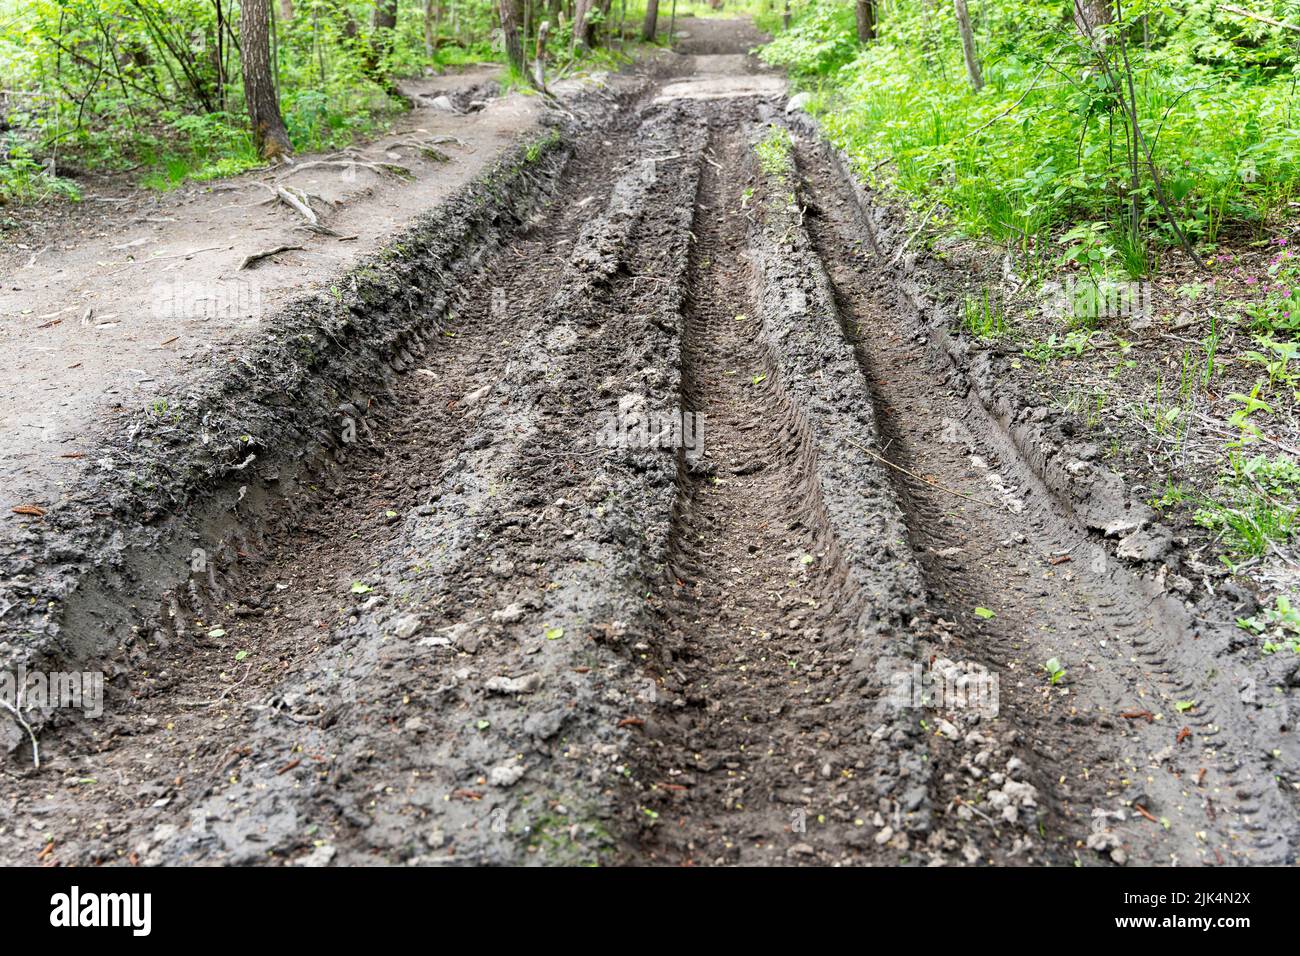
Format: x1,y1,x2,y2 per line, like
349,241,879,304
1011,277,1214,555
632,128,859,865
789,133,1293,865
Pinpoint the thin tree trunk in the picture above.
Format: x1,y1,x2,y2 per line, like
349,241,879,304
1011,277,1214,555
642,0,658,41
239,0,291,159
1073,0,1111,44
371,0,398,60
953,0,983,90
499,0,526,74
364,0,410,103
533,19,549,89
573,0,593,49
597,0,613,45
855,0,875,41
424,0,439,56
373,0,397,30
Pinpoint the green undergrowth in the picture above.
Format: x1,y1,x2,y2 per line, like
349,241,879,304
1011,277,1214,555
761,0,1300,273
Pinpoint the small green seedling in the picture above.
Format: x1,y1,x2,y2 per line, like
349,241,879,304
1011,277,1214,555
1043,657,1067,685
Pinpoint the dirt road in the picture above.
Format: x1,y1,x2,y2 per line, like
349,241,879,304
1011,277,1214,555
0,19,1293,867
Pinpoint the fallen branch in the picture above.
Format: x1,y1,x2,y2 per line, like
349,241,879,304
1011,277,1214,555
0,699,39,769
887,200,941,268
385,141,450,161
239,244,305,270
277,159,412,180
250,182,339,236
1221,3,1300,32
845,436,1003,510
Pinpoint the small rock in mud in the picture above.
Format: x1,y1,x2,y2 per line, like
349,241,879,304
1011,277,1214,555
461,383,492,407
786,92,813,113
295,844,337,867
490,763,526,787
390,614,423,639
1116,527,1173,562
485,673,543,695
492,602,526,624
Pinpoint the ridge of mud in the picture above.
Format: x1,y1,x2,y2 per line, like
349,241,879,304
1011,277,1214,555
780,108,1297,865
0,102,601,750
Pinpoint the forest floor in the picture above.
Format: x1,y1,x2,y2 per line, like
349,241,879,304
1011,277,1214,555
0,18,1296,868
0,64,526,511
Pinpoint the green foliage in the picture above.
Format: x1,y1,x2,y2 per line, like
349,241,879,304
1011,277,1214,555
761,0,1300,264
962,287,1006,338
1241,238,1300,337
1023,328,1093,362
1194,451,1300,558
0,135,80,201
1237,595,1300,653
756,124,793,179
0,0,644,192
757,1,858,76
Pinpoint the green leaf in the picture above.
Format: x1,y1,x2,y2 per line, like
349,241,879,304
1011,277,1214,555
235,650,249,662
544,626,565,640
351,582,373,594
973,606,995,619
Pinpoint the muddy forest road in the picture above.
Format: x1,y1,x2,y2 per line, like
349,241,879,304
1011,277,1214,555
1,20,1294,868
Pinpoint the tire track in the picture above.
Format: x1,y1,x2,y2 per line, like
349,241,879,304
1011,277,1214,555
788,130,1295,866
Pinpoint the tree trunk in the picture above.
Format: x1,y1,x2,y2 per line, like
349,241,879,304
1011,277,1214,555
239,0,292,159
855,0,875,42
373,0,397,30
597,0,613,44
1073,0,1111,47
424,0,440,56
573,0,593,49
363,0,410,103
499,0,526,74
533,19,549,89
642,0,658,41
371,0,398,62
953,0,983,91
